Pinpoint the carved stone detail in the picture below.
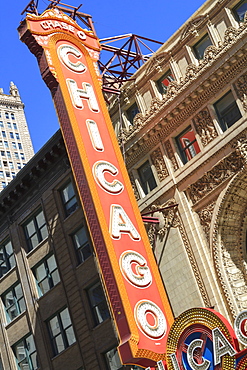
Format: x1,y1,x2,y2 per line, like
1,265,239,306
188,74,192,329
180,16,206,40
120,19,247,153
212,168,247,316
164,140,179,171
146,199,210,307
150,147,169,181
235,72,247,112
193,108,218,146
187,151,245,204
145,52,169,76
232,136,247,163
197,201,216,243
128,171,140,201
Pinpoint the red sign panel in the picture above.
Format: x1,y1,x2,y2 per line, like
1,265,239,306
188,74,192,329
18,8,174,367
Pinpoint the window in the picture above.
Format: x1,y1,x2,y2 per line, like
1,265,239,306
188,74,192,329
126,102,139,124
214,91,242,131
17,163,21,169
137,160,157,195
7,122,11,129
16,133,20,140
11,113,15,120
176,126,201,164
12,172,15,178
20,153,25,160
13,123,17,130
6,172,10,178
47,307,76,355
105,348,127,370
157,70,174,95
23,209,48,251
0,171,3,178
33,254,60,296
4,141,8,148
60,181,78,217
0,239,15,278
5,113,9,119
0,121,3,128
1,182,6,188
1,131,6,138
193,34,212,60
10,132,14,139
18,143,23,150
0,151,4,157
72,226,92,264
88,282,110,325
12,142,17,149
6,151,11,159
233,0,247,21
13,334,38,370
3,161,7,167
14,152,19,159
2,282,26,322
9,161,13,169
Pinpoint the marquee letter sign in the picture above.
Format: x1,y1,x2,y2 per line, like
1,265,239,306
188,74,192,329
18,8,174,367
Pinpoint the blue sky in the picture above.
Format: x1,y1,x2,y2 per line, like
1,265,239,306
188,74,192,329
0,0,206,152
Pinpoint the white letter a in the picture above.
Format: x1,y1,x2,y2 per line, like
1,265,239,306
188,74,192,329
110,204,141,241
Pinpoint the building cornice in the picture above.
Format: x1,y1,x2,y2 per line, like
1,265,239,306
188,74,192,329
122,20,247,168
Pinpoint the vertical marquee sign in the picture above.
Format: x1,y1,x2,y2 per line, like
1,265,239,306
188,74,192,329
18,8,174,367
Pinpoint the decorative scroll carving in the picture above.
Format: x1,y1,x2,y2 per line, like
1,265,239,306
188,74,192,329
150,147,169,181
180,16,206,40
128,171,140,201
235,72,247,112
187,151,245,204
164,139,179,171
197,201,216,243
145,201,179,247
193,108,218,146
233,136,247,163
145,52,169,76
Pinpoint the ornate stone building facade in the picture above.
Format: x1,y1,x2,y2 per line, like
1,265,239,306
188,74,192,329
109,0,247,324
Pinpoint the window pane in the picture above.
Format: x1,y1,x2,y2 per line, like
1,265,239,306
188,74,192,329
157,70,174,94
176,127,200,164
65,326,76,346
88,283,110,325
60,308,71,329
61,181,78,216
214,91,242,131
126,103,139,124
48,308,75,355
49,316,60,336
36,264,46,281
26,220,36,237
47,255,56,271
34,255,60,297
233,0,247,21
105,348,123,370
193,34,212,59
138,161,157,195
24,210,48,251
54,334,65,353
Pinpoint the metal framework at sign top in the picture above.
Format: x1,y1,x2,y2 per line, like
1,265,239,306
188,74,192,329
21,0,163,98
